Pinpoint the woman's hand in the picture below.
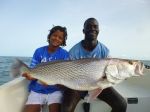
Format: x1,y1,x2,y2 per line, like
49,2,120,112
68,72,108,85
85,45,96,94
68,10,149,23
22,73,36,80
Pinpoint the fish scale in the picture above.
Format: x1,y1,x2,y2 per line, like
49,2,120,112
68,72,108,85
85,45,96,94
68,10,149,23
30,59,106,90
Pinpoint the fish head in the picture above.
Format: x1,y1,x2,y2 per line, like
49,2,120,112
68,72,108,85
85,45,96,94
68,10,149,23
106,59,145,83
117,59,144,77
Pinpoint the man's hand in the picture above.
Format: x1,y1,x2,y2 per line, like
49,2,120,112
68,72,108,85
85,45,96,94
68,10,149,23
56,84,67,90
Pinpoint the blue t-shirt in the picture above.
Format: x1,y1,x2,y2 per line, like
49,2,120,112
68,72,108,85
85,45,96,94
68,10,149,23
69,41,109,59
29,45,69,94
69,41,109,97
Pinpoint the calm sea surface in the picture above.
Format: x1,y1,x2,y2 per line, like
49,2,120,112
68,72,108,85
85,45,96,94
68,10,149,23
0,56,150,86
0,56,31,85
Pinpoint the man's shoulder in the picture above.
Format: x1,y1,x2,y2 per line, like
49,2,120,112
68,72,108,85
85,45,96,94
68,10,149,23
97,42,109,50
98,42,107,47
97,42,110,57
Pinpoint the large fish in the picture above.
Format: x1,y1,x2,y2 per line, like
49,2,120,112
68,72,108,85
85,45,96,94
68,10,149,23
10,58,148,101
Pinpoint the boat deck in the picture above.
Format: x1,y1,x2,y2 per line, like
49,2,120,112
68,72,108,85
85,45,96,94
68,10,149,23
0,72,150,112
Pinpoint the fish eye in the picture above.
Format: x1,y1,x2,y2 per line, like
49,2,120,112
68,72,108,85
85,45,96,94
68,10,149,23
128,61,133,65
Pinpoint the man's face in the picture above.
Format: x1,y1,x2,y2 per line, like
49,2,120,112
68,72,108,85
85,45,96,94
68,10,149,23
83,19,99,41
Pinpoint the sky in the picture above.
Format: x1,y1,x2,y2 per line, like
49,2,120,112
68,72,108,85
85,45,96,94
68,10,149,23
0,0,150,60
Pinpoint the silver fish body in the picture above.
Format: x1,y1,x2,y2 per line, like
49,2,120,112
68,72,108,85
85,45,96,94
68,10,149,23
11,58,144,91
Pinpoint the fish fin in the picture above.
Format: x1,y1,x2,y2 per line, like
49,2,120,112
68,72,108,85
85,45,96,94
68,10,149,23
96,78,113,89
10,58,30,78
93,64,118,89
105,64,123,84
84,88,102,102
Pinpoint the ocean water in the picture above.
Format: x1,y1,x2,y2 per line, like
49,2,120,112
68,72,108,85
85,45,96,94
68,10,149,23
0,56,150,86
0,56,31,85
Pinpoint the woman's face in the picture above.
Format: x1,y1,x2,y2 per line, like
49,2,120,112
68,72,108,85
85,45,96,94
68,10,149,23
49,30,64,47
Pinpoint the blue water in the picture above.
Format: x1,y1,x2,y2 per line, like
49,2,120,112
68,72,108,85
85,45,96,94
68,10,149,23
0,56,31,85
0,56,150,86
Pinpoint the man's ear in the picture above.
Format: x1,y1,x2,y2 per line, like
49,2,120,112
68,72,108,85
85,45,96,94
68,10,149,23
83,29,85,34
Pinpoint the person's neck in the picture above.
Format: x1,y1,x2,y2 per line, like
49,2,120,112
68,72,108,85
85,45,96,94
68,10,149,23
81,39,98,51
48,45,59,53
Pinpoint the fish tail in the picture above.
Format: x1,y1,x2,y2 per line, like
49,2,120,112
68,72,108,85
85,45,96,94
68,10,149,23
10,58,30,78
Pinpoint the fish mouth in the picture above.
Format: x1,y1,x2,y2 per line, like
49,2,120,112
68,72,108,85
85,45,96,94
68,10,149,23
134,62,144,76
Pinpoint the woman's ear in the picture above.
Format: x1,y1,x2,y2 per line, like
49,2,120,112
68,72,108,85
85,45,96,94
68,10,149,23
47,38,50,43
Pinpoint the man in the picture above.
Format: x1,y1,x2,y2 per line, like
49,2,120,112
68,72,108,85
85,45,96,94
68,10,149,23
61,18,127,112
